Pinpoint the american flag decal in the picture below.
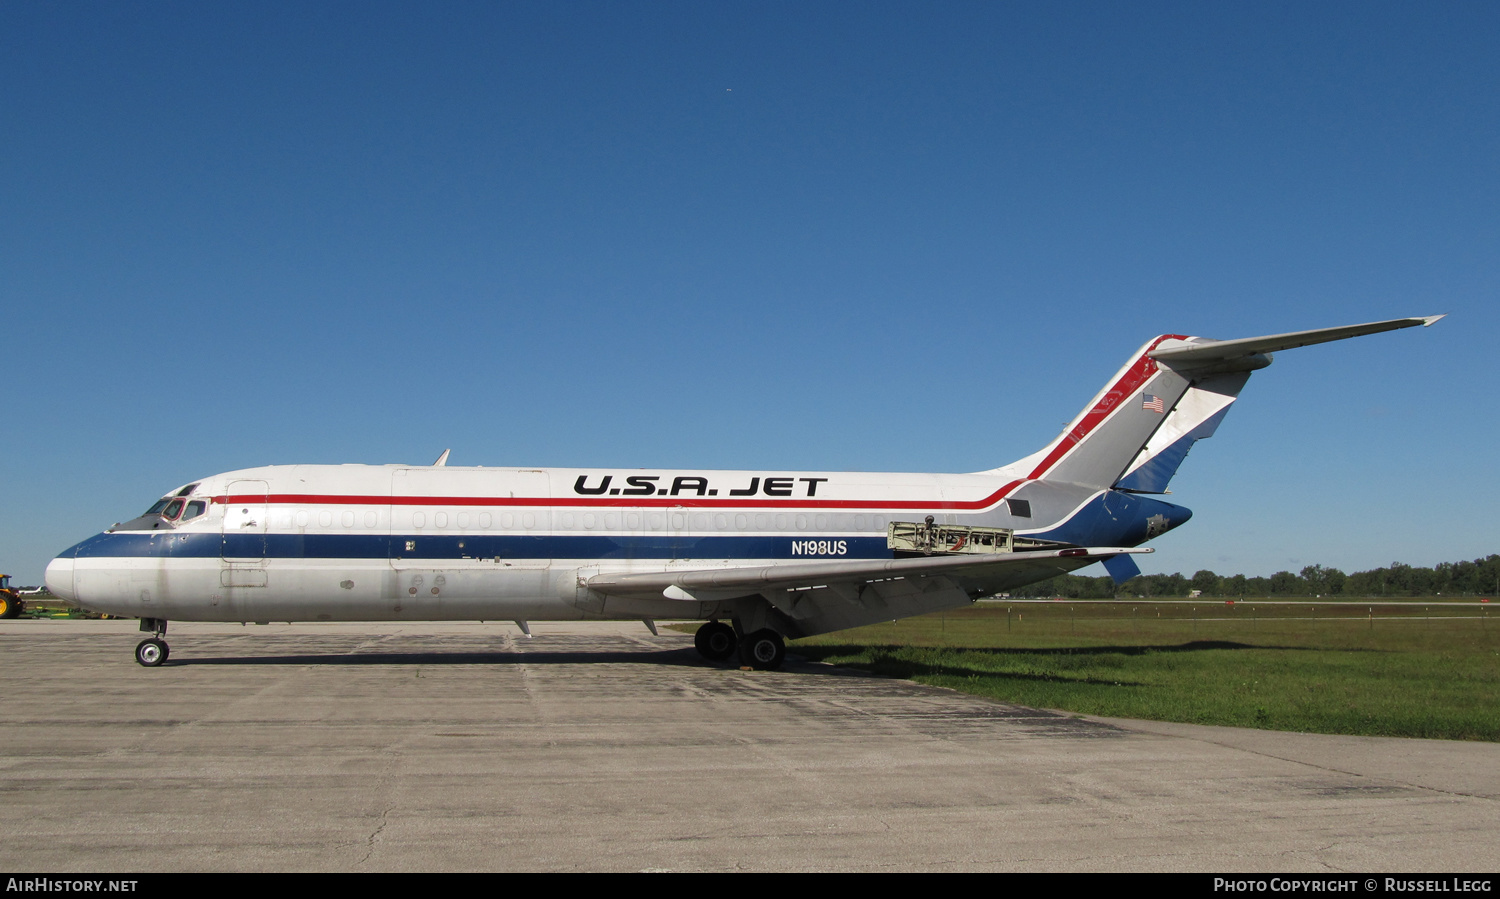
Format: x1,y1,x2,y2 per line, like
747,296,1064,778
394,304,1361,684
1142,394,1165,413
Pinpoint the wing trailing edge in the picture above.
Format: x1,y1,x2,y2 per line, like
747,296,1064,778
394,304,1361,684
586,546,1153,599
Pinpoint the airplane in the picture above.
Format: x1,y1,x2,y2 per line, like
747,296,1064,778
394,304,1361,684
44,315,1443,669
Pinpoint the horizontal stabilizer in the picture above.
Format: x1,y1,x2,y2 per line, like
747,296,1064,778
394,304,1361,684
1150,315,1444,366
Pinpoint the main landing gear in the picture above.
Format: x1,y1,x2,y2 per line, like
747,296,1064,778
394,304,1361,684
737,629,785,670
135,618,169,667
694,621,737,661
693,621,786,671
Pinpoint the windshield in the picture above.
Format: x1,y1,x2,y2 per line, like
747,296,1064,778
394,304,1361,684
124,495,209,530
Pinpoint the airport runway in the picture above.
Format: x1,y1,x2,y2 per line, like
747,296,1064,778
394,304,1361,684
1,619,1495,872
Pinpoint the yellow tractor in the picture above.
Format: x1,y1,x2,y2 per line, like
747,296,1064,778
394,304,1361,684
0,575,23,619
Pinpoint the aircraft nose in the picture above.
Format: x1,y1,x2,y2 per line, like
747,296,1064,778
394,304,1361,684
45,555,75,602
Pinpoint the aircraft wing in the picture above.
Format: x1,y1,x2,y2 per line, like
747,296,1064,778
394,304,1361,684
588,546,1152,597
586,547,1151,636
1150,315,1445,366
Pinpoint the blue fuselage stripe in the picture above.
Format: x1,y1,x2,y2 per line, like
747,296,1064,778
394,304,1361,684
62,491,1195,562
67,532,888,562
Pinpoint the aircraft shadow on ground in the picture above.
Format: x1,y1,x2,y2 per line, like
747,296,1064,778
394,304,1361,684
167,647,708,667
162,647,896,674
806,639,1293,658
159,639,1341,673
798,640,1333,688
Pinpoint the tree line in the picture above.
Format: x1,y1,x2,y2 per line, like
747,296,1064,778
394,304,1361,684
1007,555,1500,599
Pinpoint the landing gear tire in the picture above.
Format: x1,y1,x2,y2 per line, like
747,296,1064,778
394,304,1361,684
694,621,737,661
135,638,169,667
738,629,786,671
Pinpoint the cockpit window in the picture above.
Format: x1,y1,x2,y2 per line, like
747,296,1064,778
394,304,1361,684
175,484,200,497
116,493,209,532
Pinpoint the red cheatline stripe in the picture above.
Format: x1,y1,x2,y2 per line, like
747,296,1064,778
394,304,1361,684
204,338,1185,516
211,482,1027,512
1024,334,1186,481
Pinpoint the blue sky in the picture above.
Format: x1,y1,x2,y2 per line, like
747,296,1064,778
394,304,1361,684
3,1,1496,586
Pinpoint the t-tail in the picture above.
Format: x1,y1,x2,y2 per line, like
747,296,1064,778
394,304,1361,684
1005,315,1444,581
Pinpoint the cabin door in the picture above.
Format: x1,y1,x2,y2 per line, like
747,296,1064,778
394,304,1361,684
220,479,269,588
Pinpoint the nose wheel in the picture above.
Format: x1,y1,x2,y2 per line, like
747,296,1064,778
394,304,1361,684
135,637,169,667
135,618,169,667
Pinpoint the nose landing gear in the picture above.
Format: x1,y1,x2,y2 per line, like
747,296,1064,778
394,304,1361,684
135,618,169,667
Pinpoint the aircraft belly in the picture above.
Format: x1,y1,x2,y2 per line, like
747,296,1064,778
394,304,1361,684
246,560,574,621
384,565,573,620
70,552,582,622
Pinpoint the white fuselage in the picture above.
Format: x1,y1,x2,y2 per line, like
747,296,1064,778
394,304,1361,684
45,461,1187,624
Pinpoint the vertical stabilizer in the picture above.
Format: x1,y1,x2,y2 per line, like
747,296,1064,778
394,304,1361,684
1017,315,1441,493
1021,335,1193,489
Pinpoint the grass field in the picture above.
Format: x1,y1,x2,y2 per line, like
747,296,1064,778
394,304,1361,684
786,599,1500,741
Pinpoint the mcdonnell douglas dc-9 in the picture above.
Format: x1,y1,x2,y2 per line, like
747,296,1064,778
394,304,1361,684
45,316,1442,669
